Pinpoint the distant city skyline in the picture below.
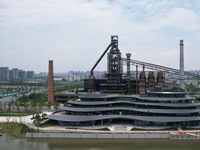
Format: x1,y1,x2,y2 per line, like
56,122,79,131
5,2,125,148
1,65,200,76
1,0,200,73
0,67,34,81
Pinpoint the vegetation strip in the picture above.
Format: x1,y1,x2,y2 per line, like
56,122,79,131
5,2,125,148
0,122,34,138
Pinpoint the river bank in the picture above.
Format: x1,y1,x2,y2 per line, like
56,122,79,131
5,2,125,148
1,114,200,139
0,114,39,137
0,122,34,138
1,134,200,150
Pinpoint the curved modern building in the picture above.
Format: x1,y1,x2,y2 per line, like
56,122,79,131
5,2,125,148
49,87,200,128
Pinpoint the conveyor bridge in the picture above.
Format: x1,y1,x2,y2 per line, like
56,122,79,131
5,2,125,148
122,58,200,79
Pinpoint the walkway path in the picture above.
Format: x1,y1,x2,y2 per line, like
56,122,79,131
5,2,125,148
1,113,200,134
0,112,52,128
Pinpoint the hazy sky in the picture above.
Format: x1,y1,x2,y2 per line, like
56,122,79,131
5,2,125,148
1,0,200,73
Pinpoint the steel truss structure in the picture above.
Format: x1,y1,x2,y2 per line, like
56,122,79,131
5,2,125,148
122,58,200,79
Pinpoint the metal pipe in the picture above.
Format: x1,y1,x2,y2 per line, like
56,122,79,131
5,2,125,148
136,65,138,94
121,58,200,79
90,44,111,75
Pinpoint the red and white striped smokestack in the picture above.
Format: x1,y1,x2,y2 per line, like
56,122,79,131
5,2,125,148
48,60,54,103
179,40,185,90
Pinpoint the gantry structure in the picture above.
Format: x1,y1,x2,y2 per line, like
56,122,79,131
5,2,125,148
121,58,200,79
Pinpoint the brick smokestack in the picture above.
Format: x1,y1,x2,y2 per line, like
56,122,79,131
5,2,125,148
48,60,54,103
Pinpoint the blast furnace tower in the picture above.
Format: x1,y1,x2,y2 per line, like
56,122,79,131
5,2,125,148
100,36,126,93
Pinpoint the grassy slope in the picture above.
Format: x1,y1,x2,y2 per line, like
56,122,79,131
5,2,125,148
0,122,34,138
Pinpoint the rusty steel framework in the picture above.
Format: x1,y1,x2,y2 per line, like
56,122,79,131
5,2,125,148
87,35,200,94
121,58,200,79
100,35,126,93
88,35,126,93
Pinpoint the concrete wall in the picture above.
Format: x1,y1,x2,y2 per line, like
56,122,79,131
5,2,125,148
26,132,170,139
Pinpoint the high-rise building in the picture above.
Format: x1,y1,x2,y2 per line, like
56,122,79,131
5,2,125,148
18,69,26,80
27,71,34,79
0,67,37,81
39,72,47,77
0,67,10,81
10,68,19,80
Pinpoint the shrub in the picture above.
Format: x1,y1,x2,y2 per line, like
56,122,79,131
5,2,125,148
35,114,41,120
41,113,47,118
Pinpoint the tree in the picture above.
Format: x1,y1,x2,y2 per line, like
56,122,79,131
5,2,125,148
186,83,199,93
30,102,36,114
35,114,40,120
41,113,47,119
15,102,21,113
38,100,44,112
0,101,3,115
6,117,11,128
23,102,29,113
18,95,29,103
47,102,52,112
7,102,12,112
53,102,60,111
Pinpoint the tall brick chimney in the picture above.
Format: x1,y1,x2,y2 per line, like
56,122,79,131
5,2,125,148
48,60,54,103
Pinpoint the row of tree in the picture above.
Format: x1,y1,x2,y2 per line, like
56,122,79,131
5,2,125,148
0,81,84,115
186,83,200,93
0,92,59,115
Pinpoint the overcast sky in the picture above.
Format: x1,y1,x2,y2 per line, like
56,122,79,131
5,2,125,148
0,0,200,73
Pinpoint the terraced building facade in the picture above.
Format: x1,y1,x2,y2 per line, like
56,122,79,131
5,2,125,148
49,87,200,128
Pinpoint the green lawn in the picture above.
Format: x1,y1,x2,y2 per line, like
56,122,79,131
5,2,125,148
0,112,29,116
0,122,34,138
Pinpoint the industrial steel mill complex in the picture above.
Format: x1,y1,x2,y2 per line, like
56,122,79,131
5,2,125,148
48,36,200,129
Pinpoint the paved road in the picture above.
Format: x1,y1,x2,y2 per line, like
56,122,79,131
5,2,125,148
0,96,13,104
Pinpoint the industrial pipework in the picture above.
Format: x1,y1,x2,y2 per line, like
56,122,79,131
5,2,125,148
90,35,119,76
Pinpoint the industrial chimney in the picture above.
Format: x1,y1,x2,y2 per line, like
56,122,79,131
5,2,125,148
126,53,131,77
179,40,185,90
48,60,54,103
126,53,131,94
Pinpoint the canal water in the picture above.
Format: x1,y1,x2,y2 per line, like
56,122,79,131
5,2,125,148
1,134,200,150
